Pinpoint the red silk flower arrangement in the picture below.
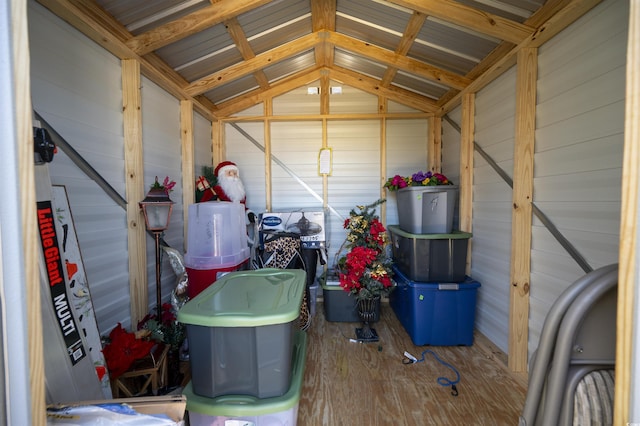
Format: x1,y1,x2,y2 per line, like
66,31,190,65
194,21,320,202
338,199,394,300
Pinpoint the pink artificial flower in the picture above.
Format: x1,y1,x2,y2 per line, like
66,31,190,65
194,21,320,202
162,176,176,194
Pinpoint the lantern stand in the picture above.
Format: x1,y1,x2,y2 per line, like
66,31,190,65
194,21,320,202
139,180,174,318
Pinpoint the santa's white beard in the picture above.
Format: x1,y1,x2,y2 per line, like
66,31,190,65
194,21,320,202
219,173,246,203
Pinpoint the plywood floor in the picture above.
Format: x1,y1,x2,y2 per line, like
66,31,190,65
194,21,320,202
298,302,528,426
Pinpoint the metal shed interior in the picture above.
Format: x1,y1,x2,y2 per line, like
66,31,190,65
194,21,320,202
5,0,640,424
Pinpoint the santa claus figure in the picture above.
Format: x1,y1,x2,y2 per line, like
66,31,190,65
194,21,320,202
213,161,246,204
211,161,256,225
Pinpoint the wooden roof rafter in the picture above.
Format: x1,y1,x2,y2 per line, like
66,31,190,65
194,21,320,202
224,17,270,90
438,0,604,115
387,0,535,43
326,31,471,90
328,65,438,113
125,0,273,55
214,66,325,117
35,0,218,119
311,0,336,68
185,32,323,96
380,11,428,88
36,0,605,119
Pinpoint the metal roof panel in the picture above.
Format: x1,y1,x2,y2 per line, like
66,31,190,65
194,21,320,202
334,48,387,80
392,70,448,100
337,0,411,35
95,0,210,35
204,74,259,104
263,51,317,83
335,14,402,52
237,0,312,38
248,15,313,55
155,24,238,74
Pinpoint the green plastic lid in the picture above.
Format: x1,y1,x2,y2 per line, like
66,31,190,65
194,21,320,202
387,224,472,240
177,268,306,327
183,331,307,416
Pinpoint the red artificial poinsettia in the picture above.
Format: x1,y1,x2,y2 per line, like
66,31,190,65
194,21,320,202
338,199,394,300
366,218,387,246
102,323,155,379
137,303,186,350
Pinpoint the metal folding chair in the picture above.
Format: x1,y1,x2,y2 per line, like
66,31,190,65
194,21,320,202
519,263,617,426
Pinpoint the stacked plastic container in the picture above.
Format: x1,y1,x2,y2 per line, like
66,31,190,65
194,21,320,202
178,268,307,425
388,185,481,346
184,201,250,298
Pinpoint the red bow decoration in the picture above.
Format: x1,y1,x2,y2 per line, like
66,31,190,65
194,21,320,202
102,323,155,379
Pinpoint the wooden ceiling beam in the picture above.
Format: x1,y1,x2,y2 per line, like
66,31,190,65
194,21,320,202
225,17,270,90
329,66,438,113
438,0,603,115
214,68,324,117
327,31,471,90
525,0,576,28
388,0,534,44
312,0,336,31
126,0,272,55
436,0,570,108
312,0,336,68
186,32,322,96
35,0,217,120
381,11,428,87
37,0,599,120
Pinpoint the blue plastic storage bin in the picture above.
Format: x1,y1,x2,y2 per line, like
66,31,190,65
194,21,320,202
390,265,480,346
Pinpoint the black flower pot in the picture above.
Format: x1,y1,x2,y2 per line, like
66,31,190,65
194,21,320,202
355,297,380,342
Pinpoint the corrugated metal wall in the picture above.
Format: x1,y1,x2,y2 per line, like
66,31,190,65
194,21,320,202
529,0,627,359
226,105,428,276
140,77,184,319
471,68,517,354
28,2,217,334
385,119,429,227
29,1,130,333
225,122,268,215
441,0,627,361
326,119,382,265
193,112,213,185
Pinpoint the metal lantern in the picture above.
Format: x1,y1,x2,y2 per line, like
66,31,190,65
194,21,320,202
139,188,174,232
139,183,174,317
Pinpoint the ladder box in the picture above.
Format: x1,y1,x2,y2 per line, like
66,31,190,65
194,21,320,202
178,269,306,399
390,266,480,346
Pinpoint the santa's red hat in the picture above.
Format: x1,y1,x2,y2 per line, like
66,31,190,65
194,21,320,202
215,161,237,176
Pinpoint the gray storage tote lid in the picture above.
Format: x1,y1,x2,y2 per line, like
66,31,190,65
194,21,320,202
178,268,306,327
387,224,472,239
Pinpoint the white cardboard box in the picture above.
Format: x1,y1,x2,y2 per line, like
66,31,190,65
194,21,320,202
46,395,186,425
259,211,325,249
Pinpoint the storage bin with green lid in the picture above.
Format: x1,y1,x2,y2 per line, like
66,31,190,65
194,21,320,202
183,331,307,426
321,280,380,323
178,268,306,399
388,225,472,282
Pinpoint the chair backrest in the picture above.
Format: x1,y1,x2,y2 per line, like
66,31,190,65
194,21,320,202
519,264,618,426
